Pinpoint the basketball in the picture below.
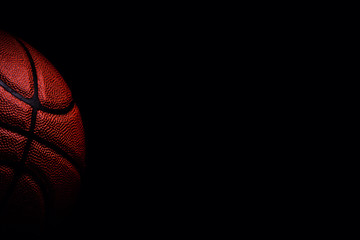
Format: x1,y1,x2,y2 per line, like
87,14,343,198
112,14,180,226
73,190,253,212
0,30,86,227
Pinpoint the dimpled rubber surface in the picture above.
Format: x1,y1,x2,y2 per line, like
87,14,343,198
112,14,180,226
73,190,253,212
0,30,85,225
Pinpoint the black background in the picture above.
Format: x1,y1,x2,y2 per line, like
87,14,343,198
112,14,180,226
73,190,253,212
0,25,126,238
0,22,168,238
0,13,200,238
0,7,209,237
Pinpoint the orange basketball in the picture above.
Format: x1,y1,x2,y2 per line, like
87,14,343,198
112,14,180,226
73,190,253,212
0,30,85,227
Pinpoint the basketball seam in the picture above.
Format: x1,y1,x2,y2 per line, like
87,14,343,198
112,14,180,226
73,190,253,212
0,159,51,220
0,95,39,219
0,122,82,173
0,39,82,223
0,38,44,218
0,38,75,115
0,76,75,114
0,39,82,172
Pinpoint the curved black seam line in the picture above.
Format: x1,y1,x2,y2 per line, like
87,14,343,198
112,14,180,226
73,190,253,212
0,77,75,115
0,38,42,216
16,39,39,101
0,41,80,171
0,158,52,221
0,41,78,222
0,121,82,174
0,108,38,217
0,38,75,115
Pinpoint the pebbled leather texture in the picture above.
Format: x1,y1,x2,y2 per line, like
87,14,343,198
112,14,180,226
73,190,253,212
0,30,85,225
